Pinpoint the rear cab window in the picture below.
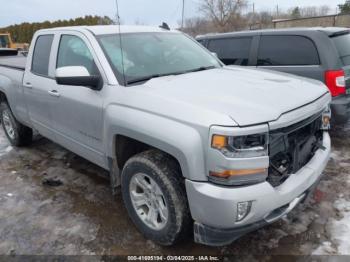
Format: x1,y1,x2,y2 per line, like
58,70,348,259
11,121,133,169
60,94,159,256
257,35,320,66
207,37,252,66
31,35,54,76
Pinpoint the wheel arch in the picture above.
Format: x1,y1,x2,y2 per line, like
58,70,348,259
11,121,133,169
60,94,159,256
105,106,206,181
0,90,8,103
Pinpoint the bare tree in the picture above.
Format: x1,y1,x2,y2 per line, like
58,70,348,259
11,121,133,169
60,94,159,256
318,5,331,16
300,5,330,17
199,0,247,31
180,17,215,36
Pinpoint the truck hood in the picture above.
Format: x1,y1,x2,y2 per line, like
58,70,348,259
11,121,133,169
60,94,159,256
141,67,329,126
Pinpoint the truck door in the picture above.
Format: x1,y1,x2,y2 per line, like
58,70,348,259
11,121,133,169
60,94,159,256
51,33,105,167
22,34,57,139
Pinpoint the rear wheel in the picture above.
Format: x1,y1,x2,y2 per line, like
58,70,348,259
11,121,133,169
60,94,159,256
0,102,32,146
121,150,191,246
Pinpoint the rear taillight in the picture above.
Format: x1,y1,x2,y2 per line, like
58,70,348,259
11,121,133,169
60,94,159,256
325,70,346,97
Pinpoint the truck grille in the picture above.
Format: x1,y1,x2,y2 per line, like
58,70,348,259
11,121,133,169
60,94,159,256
267,113,323,187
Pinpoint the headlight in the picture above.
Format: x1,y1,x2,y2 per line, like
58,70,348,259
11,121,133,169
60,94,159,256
210,133,269,186
212,133,268,158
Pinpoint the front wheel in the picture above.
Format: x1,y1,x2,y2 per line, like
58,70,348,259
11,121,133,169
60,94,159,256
0,102,32,147
121,150,191,246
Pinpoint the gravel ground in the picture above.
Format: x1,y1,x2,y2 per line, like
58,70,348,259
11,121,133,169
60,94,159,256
0,124,349,257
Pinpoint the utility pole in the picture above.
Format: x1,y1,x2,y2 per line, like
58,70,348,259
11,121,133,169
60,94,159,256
252,3,256,26
181,0,185,29
276,4,279,18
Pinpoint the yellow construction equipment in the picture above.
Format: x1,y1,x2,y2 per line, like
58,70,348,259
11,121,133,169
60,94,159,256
0,33,16,48
0,33,28,50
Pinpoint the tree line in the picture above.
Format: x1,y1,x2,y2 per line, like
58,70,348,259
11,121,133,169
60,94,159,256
182,0,350,36
2,0,350,43
0,15,114,43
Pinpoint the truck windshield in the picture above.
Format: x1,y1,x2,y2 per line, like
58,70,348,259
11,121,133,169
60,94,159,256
332,32,350,66
97,32,221,85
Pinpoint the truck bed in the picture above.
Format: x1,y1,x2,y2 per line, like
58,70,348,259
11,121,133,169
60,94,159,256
0,55,26,71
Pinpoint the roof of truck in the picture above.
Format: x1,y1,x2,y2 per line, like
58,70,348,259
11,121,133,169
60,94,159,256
39,25,179,35
196,27,350,39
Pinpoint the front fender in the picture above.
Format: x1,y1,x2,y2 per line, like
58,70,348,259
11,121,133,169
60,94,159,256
104,104,207,181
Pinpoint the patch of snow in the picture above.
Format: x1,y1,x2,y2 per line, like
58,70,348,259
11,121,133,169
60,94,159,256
339,162,350,168
0,146,12,157
330,151,341,161
6,193,13,197
0,130,11,157
328,199,350,255
312,241,336,255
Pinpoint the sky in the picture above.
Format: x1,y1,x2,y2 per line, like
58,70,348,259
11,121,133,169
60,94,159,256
0,0,346,28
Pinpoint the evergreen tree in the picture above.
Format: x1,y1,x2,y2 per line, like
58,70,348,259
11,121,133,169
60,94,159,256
291,7,301,19
339,0,350,14
0,15,113,43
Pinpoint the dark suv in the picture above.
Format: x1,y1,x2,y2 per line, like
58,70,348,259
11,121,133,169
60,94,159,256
197,28,350,124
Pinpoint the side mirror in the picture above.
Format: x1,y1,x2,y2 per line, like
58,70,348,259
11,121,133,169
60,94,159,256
55,66,101,90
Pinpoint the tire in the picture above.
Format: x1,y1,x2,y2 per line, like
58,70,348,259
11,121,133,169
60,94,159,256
121,149,191,246
0,102,33,147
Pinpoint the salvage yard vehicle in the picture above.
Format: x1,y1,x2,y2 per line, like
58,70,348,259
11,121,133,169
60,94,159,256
0,33,29,51
0,33,15,49
197,27,350,125
0,25,332,246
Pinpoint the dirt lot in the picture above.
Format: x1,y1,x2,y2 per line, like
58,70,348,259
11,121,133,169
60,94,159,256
0,124,349,257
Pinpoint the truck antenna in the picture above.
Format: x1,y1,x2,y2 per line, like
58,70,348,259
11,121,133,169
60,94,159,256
116,0,127,86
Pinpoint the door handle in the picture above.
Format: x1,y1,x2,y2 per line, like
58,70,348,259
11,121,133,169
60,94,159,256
23,82,33,89
48,90,60,97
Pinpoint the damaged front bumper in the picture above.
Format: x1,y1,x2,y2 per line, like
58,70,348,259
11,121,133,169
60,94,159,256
186,132,330,246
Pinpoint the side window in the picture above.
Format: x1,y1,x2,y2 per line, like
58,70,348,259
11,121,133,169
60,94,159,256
32,35,54,76
57,35,99,75
207,37,252,66
257,36,320,66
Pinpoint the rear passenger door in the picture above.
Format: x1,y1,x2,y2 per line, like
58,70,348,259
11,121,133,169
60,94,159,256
207,37,254,66
256,35,324,82
23,34,57,139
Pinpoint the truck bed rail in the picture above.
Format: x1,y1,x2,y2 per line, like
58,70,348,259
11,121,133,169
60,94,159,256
0,55,26,71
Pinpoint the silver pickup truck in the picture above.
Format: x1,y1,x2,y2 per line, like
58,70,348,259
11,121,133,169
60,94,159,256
0,25,332,246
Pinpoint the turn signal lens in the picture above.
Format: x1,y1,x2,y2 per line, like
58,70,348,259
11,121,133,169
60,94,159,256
209,168,267,179
211,135,227,149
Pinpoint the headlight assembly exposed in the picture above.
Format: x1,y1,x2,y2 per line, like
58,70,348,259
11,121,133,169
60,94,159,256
210,133,269,186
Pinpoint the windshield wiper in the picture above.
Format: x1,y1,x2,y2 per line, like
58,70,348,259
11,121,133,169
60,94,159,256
181,65,217,74
126,74,169,85
126,66,217,85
